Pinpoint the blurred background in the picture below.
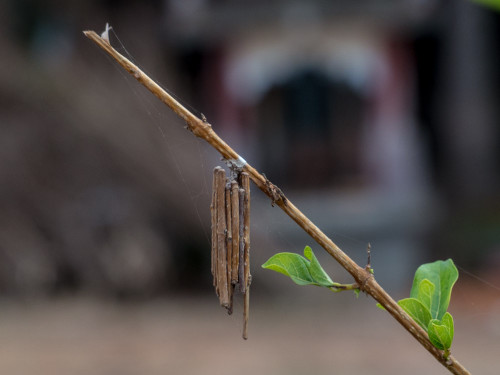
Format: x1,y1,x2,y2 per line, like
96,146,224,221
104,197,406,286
1,0,500,374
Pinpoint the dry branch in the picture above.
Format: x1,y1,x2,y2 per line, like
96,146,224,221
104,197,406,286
241,172,251,291
238,188,245,294
225,184,234,313
211,168,218,290
230,180,240,284
241,172,251,340
215,167,229,308
84,29,470,375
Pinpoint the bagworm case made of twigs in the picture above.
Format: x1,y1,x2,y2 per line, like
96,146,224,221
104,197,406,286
211,167,251,339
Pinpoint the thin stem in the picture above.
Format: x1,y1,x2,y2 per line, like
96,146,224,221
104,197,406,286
211,168,218,291
328,283,359,292
241,172,251,340
83,29,471,375
230,180,240,284
215,167,229,308
243,278,250,340
225,184,234,314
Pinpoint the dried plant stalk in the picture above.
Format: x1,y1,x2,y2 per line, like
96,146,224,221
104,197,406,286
238,187,245,294
225,185,233,281
241,172,251,339
211,168,219,291
225,185,234,313
243,282,250,340
230,180,240,284
215,168,229,308
241,172,251,290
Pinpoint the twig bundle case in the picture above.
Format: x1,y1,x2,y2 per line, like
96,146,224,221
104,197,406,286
211,167,251,339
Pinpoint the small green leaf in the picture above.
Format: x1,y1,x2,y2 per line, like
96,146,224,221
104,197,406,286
410,259,458,320
398,298,432,330
428,312,454,351
442,312,454,343
303,246,334,286
415,279,435,313
261,252,315,285
262,247,336,288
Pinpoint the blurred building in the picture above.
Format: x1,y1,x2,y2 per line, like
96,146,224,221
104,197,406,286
163,0,500,284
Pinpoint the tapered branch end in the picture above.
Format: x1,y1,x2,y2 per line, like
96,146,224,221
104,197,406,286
83,30,103,44
83,24,111,45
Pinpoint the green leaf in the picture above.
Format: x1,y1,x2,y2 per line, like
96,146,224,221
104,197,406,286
261,252,315,286
261,247,335,287
443,312,454,343
398,298,432,330
415,279,435,313
303,246,334,286
428,312,454,351
410,259,458,320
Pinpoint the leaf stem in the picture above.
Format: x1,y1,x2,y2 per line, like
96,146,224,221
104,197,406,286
83,29,471,375
328,283,359,292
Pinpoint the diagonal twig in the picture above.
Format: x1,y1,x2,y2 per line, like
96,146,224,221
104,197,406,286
83,29,471,375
